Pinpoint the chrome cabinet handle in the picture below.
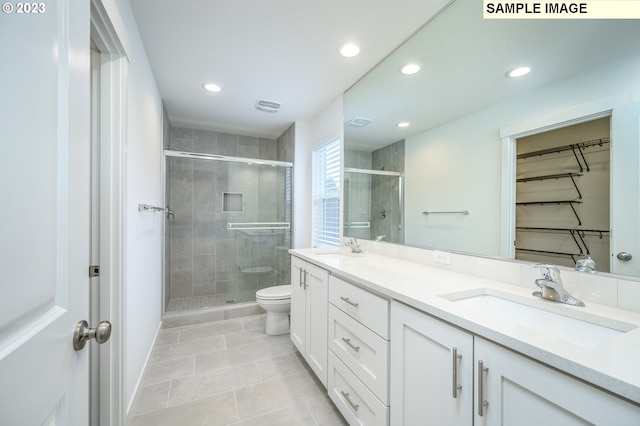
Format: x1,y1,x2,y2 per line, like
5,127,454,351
303,270,307,289
342,337,361,352
477,360,489,417
452,347,462,398
341,391,359,412
340,296,359,308
299,268,303,287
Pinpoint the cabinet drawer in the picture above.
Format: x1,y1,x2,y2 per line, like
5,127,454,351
329,304,389,404
328,351,389,426
329,275,389,339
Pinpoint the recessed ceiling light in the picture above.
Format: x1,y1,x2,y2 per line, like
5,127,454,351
397,122,410,128
506,66,531,78
203,83,222,92
401,63,421,75
340,43,360,58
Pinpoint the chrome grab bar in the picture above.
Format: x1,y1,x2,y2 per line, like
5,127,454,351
422,210,469,215
138,204,165,212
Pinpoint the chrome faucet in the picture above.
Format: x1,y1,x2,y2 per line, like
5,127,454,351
345,237,363,254
533,264,585,307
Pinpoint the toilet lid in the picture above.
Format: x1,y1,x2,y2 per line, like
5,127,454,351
256,285,291,300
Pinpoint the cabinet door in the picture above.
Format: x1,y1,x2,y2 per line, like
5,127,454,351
390,301,473,426
290,256,307,355
306,262,329,387
474,338,640,425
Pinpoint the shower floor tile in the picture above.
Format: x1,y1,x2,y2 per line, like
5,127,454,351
167,290,257,312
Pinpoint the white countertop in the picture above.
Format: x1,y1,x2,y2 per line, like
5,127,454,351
291,248,640,404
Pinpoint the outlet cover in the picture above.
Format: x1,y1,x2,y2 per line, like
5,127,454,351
434,250,452,265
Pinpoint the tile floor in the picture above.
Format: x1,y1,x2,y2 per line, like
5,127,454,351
128,314,347,426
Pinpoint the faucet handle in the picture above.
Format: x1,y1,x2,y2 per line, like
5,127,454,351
534,264,561,282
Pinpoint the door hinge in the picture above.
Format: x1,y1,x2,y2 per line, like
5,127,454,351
89,265,100,277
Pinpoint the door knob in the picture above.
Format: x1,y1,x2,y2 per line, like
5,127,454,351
617,252,633,261
73,320,112,351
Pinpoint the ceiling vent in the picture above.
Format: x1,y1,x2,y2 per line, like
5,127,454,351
255,99,282,113
346,117,373,127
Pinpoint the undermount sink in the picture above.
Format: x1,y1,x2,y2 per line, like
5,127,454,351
440,288,636,348
313,251,363,258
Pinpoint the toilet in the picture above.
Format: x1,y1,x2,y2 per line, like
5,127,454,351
255,285,292,335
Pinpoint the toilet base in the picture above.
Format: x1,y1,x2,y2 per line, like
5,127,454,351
264,311,290,335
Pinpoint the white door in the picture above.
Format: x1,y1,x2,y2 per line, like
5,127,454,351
0,2,92,424
290,256,306,354
474,338,640,425
611,101,640,276
390,301,473,426
305,263,329,387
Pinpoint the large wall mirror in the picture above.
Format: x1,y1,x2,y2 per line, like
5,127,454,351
343,0,640,279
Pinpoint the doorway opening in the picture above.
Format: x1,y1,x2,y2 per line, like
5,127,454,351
515,117,611,272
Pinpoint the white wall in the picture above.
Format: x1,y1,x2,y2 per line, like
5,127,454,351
102,0,164,410
293,96,344,249
405,52,640,256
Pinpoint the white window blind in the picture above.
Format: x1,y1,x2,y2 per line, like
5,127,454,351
312,137,341,248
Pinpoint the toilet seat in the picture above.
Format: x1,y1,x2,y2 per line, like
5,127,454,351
256,285,291,300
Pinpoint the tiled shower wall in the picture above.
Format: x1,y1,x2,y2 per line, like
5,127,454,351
165,125,294,311
343,140,405,243
371,140,404,244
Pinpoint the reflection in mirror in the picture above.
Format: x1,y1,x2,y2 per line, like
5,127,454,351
343,0,640,278
344,140,404,244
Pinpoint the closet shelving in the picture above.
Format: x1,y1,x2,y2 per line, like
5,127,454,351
516,137,610,172
515,227,610,262
516,136,610,262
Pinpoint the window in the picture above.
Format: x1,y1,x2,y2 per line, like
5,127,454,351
312,137,341,247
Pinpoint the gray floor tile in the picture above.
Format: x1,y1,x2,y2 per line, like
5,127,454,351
256,353,307,382
234,371,325,420
179,319,243,342
168,362,263,407
224,329,270,348
129,381,170,416
129,391,238,426
306,395,349,425
236,403,318,426
128,314,346,426
195,342,271,374
144,356,194,385
150,335,226,363
265,335,297,357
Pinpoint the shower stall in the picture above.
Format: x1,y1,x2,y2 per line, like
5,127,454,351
164,150,292,315
343,168,404,244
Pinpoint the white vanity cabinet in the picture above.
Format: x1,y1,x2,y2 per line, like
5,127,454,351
474,337,640,425
391,301,640,425
290,255,329,387
328,275,390,425
390,300,473,425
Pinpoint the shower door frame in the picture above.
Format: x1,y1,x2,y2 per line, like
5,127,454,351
163,150,293,314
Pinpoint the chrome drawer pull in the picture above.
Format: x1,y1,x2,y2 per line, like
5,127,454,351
341,391,360,412
340,296,359,307
342,337,361,352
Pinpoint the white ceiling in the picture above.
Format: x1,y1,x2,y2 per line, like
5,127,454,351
129,0,453,139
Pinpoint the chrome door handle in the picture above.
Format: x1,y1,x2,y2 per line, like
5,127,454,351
73,320,111,351
617,252,633,261
477,360,489,416
452,347,462,398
